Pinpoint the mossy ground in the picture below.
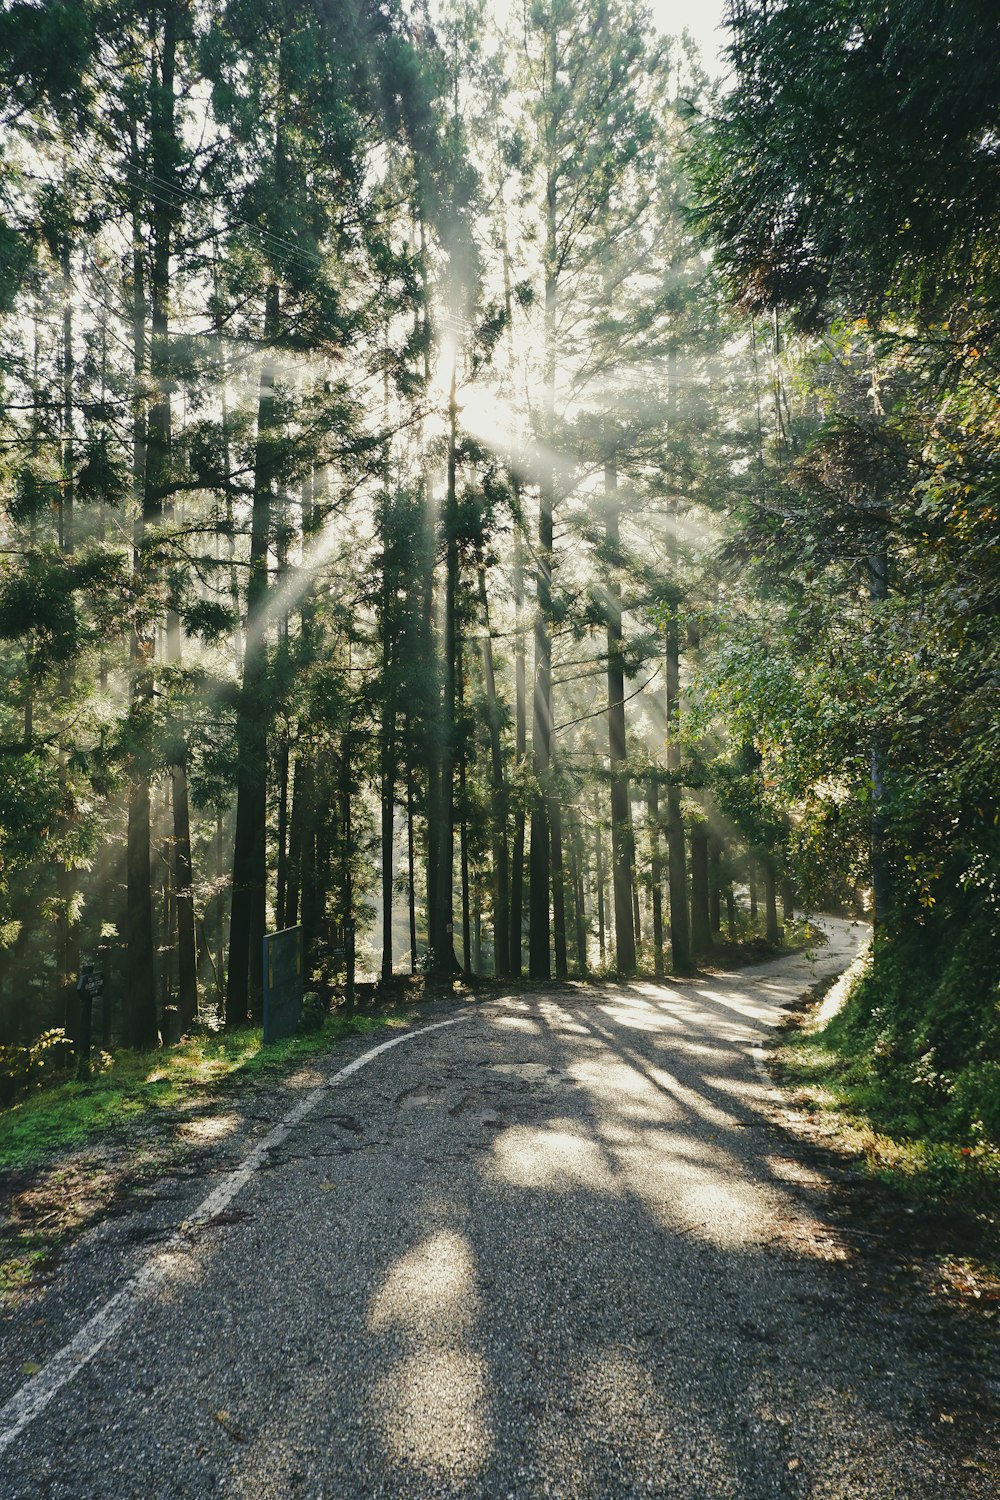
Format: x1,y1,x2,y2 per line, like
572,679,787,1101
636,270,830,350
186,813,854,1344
774,945,1000,1281
0,1011,408,1173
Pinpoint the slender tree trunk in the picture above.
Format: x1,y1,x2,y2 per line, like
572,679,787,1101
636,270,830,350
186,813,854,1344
57,226,81,1052
215,808,225,1009
458,641,472,977
571,810,588,975
460,808,472,976
125,114,158,1049
663,333,691,975
594,789,607,965
530,14,558,979
342,728,355,1012
868,542,889,928
649,777,664,977
630,803,642,950
170,758,198,1029
782,878,795,924
709,834,722,937
551,800,568,979
379,498,397,984
406,754,418,974
605,457,637,975
478,566,510,975
416,214,442,968
380,717,396,984
275,734,290,929
288,472,316,944
286,750,303,929
509,525,527,975
432,356,459,980
689,821,711,958
299,758,319,963
765,856,780,945
226,282,279,1025
749,871,758,920
166,591,197,1031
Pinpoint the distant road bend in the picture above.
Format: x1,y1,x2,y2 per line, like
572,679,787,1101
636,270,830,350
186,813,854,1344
2,916,997,1498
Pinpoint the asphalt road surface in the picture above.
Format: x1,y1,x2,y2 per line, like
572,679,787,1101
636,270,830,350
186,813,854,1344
2,917,997,1498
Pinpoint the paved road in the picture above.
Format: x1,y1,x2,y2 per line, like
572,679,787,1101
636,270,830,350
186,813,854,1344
1,917,997,1498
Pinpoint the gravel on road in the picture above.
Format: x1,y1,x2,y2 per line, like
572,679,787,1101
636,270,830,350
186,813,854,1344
1,916,997,1499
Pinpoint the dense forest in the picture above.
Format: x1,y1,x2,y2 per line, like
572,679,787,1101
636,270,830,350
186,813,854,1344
0,0,996,1135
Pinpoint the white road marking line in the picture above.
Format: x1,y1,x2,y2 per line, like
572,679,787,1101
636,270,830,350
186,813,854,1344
0,1014,469,1457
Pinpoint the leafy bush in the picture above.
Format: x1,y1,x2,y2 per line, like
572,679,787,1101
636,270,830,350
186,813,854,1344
0,1029,73,1108
815,911,1000,1144
297,991,327,1034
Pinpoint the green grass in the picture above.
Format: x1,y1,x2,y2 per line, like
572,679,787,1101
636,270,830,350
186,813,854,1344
0,1011,406,1172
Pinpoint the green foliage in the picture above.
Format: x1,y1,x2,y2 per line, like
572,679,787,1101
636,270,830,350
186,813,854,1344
694,0,1000,330
804,917,1000,1143
0,1030,72,1109
297,990,326,1033
779,957,1000,1237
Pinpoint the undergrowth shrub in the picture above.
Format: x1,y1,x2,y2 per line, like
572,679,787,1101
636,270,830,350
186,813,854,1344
298,991,327,1033
819,910,1000,1143
0,1029,72,1107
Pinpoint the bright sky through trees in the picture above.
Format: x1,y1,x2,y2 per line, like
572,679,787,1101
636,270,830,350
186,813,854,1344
649,0,728,72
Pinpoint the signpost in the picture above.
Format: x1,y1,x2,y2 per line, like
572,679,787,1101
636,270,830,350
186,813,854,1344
75,962,103,1080
262,926,304,1044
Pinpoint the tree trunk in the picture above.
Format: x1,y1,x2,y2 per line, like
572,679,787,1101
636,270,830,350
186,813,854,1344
630,801,642,950
342,729,355,1012
571,809,588,975
689,821,711,958
509,524,527,976
226,282,279,1026
275,731,290,930
868,542,889,929
286,749,302,928
782,878,795,924
431,355,459,980
709,834,722,937
458,641,471,978
551,800,568,979
648,777,664,977
379,711,395,984
125,109,158,1049
605,457,637,975
529,14,558,980
529,519,553,977
594,789,607,965
165,599,197,1031
299,757,319,964
478,566,510,975
379,500,397,984
57,225,81,1053
664,604,690,973
765,857,781,945
406,754,418,974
